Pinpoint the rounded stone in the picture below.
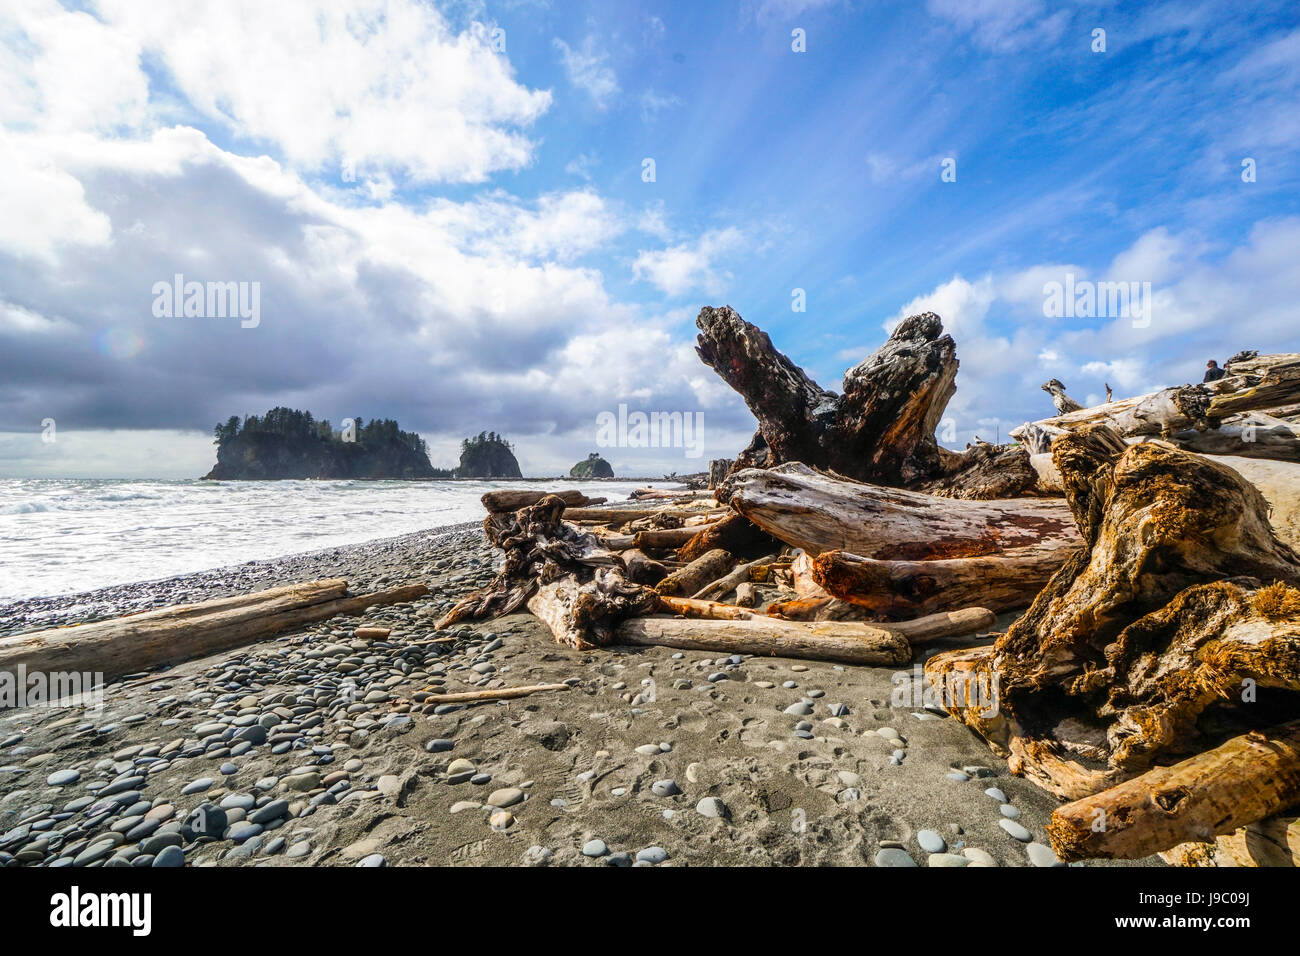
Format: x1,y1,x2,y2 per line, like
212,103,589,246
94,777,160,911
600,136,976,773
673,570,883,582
999,818,1032,842
874,848,917,867
695,796,727,819
582,839,608,857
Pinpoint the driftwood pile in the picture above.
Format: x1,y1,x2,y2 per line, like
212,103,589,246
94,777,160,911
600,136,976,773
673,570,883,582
445,306,1300,868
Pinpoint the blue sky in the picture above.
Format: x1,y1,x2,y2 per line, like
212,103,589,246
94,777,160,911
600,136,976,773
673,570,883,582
1,0,1298,476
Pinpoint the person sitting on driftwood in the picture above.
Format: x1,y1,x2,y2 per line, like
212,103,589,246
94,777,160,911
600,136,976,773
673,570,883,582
1204,359,1227,382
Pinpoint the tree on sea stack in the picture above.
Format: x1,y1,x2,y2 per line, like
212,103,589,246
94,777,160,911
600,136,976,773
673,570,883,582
455,431,522,478
570,452,613,478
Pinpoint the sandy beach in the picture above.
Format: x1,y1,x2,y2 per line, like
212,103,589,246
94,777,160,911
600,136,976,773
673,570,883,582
0,523,1162,868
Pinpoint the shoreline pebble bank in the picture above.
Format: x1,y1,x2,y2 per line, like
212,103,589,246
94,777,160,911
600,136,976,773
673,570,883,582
0,523,1162,867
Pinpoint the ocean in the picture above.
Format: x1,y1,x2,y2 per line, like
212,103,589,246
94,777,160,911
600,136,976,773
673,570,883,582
0,478,655,602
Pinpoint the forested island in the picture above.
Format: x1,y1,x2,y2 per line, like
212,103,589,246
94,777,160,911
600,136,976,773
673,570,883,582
204,408,442,479
454,432,521,478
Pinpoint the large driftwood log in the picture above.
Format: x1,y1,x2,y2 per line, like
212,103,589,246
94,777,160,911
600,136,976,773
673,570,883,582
926,424,1300,805
695,307,958,485
720,462,1081,560
919,443,1044,500
0,580,427,692
1011,352,1300,455
1047,721,1300,861
613,616,910,665
813,547,1065,617
613,605,993,664
527,570,659,650
655,549,735,597
480,489,604,513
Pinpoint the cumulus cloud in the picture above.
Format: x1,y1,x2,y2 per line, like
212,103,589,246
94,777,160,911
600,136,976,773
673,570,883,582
632,228,745,297
0,1,755,478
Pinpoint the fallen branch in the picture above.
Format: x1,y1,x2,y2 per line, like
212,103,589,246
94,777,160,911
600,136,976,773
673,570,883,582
1,580,428,692
655,548,735,597
481,489,604,513
692,552,780,601
418,683,572,705
1047,721,1300,861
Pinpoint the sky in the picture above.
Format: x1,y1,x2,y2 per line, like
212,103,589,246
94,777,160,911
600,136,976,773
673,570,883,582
1,0,1297,478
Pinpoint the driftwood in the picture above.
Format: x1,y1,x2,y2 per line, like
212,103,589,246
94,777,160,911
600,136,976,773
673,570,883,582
695,307,957,486
633,523,724,551
418,683,571,705
622,548,668,586
925,424,1300,810
0,579,428,692
614,616,910,665
720,462,1081,560
481,489,604,513
693,552,780,601
919,443,1044,500
1011,352,1300,457
677,512,778,562
657,595,759,620
813,547,1064,618
1047,721,1300,861
734,582,758,607
562,507,659,524
437,494,657,646
614,605,992,664
655,548,735,597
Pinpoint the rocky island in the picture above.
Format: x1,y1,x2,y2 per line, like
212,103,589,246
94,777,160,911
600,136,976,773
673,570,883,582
454,432,522,478
204,408,443,480
569,452,613,478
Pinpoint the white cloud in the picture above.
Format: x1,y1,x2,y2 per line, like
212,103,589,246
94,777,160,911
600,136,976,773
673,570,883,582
554,35,620,110
79,0,551,184
632,228,744,297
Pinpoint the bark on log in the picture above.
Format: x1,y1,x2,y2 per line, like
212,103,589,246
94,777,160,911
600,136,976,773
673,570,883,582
480,489,604,513
677,512,778,562
633,523,724,550
925,424,1300,801
720,462,1081,560
0,580,427,691
613,616,912,665
813,547,1067,618
1047,721,1300,861
562,507,659,523
695,306,958,485
655,549,735,597
920,443,1044,500
622,548,668,586
656,595,759,620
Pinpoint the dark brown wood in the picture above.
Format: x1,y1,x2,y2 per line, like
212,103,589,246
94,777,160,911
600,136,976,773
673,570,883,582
480,489,604,513
695,306,958,485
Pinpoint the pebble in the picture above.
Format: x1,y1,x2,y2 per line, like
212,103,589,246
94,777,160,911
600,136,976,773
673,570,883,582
489,810,514,830
999,819,1032,842
928,853,970,867
984,787,1008,803
917,829,947,854
874,848,918,867
152,845,185,868
45,769,80,787
582,839,608,857
696,796,727,819
486,788,524,808
999,804,1021,820
651,779,680,797
962,847,998,867
356,853,386,867
181,777,214,795
783,702,813,716
636,846,668,865
1026,843,1064,867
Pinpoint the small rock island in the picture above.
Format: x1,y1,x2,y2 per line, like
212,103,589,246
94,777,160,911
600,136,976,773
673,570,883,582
455,432,522,478
569,452,613,478
204,408,442,479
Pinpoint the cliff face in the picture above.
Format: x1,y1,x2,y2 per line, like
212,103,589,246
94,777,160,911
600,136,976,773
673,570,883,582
455,437,522,478
204,432,438,480
570,453,614,478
